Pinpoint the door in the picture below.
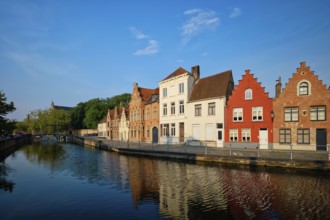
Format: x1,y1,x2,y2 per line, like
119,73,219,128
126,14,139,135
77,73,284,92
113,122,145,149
179,123,184,143
316,128,327,151
152,127,159,144
216,123,223,147
259,128,268,149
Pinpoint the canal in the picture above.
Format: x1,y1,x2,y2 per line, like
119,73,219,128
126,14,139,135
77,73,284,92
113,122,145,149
0,143,329,220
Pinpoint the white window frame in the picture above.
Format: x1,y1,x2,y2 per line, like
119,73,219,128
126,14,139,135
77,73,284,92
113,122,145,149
179,100,184,114
233,108,243,122
163,88,167,98
179,83,184,94
245,88,252,100
252,106,263,121
229,129,238,142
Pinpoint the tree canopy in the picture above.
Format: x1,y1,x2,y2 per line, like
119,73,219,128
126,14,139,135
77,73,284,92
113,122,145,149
0,91,16,134
16,93,131,134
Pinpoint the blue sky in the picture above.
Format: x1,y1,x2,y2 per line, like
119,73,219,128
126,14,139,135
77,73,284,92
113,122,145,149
1,0,330,121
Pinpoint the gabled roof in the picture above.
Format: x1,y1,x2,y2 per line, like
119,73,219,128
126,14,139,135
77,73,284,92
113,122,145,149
138,87,155,102
161,67,190,81
189,70,233,102
145,88,159,104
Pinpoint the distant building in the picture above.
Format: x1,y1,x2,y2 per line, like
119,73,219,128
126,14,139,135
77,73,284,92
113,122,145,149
50,101,73,111
273,62,330,151
97,115,107,138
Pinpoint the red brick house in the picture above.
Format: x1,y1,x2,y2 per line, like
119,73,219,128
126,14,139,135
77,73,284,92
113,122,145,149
129,82,159,143
225,70,273,149
273,62,330,151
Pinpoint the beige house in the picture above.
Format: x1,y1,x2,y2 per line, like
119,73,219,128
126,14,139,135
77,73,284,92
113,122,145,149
119,106,129,141
97,115,107,138
158,66,198,144
186,70,234,147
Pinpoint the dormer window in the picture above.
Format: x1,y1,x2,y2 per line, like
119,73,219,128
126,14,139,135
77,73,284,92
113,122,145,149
245,89,252,100
299,82,309,96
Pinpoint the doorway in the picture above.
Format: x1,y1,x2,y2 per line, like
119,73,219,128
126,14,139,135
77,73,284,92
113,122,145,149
179,123,184,143
259,128,268,149
152,127,159,144
316,128,327,151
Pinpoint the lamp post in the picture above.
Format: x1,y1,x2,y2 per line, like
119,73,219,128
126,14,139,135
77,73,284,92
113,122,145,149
126,120,130,149
271,110,274,122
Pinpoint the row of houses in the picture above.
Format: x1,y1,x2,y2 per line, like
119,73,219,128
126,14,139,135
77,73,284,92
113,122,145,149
98,62,330,151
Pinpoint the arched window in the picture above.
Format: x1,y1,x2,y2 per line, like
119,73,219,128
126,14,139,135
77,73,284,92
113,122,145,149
245,88,252,100
299,82,309,96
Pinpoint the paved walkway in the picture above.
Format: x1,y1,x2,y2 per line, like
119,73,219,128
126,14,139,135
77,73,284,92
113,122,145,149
93,138,330,162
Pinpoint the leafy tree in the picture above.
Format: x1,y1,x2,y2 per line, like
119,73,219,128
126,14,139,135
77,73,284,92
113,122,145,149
70,102,86,129
0,91,16,134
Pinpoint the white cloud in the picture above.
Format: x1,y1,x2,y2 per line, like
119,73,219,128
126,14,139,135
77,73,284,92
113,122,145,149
133,40,159,56
229,7,242,18
131,26,159,56
130,27,148,40
181,8,219,44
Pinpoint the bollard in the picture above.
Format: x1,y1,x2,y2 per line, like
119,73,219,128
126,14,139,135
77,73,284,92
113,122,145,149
127,140,129,149
230,143,232,156
205,144,208,155
167,141,169,152
328,145,330,161
290,144,293,160
257,145,260,158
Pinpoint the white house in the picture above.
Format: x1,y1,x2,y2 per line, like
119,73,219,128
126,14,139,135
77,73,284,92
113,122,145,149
186,70,234,147
158,66,198,144
119,106,129,141
97,115,107,138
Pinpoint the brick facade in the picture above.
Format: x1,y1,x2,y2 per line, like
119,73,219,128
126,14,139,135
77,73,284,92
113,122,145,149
129,82,159,143
273,62,330,150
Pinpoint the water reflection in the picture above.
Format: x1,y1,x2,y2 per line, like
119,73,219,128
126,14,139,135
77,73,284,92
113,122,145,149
2,143,329,219
0,163,15,193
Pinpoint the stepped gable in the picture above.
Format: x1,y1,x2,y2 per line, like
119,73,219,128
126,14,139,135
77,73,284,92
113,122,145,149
277,61,330,99
189,70,233,102
229,69,270,102
161,67,190,81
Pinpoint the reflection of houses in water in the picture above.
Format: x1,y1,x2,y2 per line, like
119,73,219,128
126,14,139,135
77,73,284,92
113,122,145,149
126,157,160,208
223,168,278,219
266,171,330,219
158,162,229,219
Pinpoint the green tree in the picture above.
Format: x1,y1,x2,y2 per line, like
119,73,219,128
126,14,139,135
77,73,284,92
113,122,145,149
70,102,86,129
0,91,16,134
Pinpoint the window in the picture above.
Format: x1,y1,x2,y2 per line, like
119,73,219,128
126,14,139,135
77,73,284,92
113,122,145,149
310,106,326,121
137,109,140,121
146,108,150,120
171,123,176,136
161,124,169,136
171,102,175,115
163,104,167,116
233,108,243,122
208,102,215,115
205,124,213,140
299,82,308,96
163,88,167,98
245,89,252,100
147,126,150,138
252,107,263,121
179,83,184,94
242,129,251,142
179,100,184,114
152,106,157,119
279,129,291,144
297,129,310,144
229,129,238,142
284,107,299,122
195,104,202,116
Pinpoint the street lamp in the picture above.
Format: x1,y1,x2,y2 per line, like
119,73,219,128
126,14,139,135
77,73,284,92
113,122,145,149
271,110,275,122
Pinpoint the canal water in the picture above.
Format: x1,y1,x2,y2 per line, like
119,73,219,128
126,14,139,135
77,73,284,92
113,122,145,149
0,143,329,220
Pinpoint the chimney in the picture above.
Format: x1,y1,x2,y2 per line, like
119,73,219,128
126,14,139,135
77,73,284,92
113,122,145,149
275,77,282,98
192,65,200,81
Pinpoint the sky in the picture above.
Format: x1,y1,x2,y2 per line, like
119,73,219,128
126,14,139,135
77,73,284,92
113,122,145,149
1,0,330,121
